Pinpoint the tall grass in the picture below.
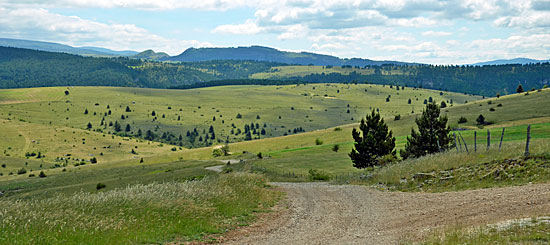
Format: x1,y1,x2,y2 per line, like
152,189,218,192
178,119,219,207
0,173,279,244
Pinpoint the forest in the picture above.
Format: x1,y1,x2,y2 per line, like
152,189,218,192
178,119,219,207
0,46,549,96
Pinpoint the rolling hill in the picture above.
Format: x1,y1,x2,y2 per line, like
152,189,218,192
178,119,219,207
473,58,550,66
164,45,415,66
0,38,137,56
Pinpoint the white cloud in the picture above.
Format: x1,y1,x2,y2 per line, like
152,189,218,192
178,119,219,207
0,7,211,54
212,19,264,35
422,30,453,37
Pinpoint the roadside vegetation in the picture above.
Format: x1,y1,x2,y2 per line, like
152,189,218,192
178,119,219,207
0,173,279,244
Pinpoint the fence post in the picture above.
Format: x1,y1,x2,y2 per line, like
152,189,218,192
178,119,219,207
459,133,469,153
487,129,491,151
474,131,477,152
499,128,505,151
525,125,531,158
453,133,460,152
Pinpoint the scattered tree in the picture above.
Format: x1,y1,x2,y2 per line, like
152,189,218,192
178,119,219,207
476,114,486,125
516,84,524,93
349,110,396,168
400,102,452,160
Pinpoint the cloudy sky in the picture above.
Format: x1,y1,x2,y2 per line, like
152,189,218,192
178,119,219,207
0,0,548,64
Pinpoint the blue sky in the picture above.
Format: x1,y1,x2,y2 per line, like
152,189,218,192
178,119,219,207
0,0,548,64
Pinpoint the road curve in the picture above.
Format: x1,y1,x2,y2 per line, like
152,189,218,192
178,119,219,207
222,182,550,244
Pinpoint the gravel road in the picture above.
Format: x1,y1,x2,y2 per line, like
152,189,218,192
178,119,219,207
222,182,550,244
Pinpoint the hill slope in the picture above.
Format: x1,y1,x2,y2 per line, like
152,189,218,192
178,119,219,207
0,38,137,56
473,58,550,66
164,45,414,66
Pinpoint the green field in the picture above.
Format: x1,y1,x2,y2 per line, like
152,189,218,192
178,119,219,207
2,85,550,244
250,65,409,79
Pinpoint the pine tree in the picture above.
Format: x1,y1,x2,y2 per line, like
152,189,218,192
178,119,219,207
84,109,88,115
349,110,396,169
114,121,121,132
125,124,131,132
400,102,452,159
516,84,524,93
125,106,131,112
87,122,92,129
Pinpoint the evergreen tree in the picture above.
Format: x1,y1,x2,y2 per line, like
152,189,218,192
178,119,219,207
349,110,396,169
516,84,524,93
137,128,142,136
84,109,88,115
125,106,131,112
87,122,92,129
125,124,131,132
476,114,486,125
441,101,447,108
400,102,452,159
114,121,122,132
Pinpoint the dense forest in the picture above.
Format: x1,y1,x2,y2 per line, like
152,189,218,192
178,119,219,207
0,46,282,88
290,64,550,96
1,46,549,96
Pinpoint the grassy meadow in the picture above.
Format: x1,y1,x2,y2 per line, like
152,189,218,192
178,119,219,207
2,84,550,244
0,173,280,244
250,65,410,79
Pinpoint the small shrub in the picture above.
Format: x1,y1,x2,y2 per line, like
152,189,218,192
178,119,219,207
377,154,398,166
171,147,177,151
39,171,46,178
497,103,503,107
394,114,401,121
96,183,106,190
212,148,223,157
315,138,323,145
332,144,340,152
257,152,263,159
28,174,35,177
334,127,342,131
489,108,495,111
1,164,5,168
458,116,468,124
17,168,27,175
223,168,233,173
308,169,331,181
90,157,97,164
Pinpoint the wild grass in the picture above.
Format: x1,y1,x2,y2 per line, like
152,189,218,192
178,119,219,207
421,217,550,244
364,138,550,192
0,173,280,244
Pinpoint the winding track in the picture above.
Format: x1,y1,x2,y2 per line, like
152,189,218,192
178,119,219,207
222,182,550,244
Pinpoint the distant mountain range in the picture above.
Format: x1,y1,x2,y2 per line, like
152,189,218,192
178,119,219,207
133,50,170,60
0,38,138,57
473,58,550,66
1,38,548,67
163,45,416,66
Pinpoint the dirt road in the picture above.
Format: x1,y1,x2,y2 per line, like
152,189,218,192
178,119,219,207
223,182,550,244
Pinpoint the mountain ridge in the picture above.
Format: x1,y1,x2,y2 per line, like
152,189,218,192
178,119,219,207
473,58,550,66
0,38,138,57
163,45,417,66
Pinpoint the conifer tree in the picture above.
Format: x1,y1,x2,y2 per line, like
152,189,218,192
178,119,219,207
400,102,452,159
349,110,396,168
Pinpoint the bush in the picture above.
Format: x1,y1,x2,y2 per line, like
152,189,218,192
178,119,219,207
90,157,97,164
96,183,106,190
458,116,468,124
377,154,398,166
223,168,233,173
308,169,331,181
17,168,27,175
332,144,340,152
212,148,223,157
39,171,46,178
315,138,323,145
257,152,263,159
394,114,401,121
334,127,342,131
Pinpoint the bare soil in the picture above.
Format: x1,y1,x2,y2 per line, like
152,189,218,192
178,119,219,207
220,182,550,244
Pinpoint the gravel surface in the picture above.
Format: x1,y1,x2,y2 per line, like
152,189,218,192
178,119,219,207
222,182,550,244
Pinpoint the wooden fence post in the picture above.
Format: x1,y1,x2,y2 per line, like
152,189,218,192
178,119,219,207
487,129,491,151
474,131,477,152
459,133,469,153
454,133,459,152
525,125,531,158
499,128,505,151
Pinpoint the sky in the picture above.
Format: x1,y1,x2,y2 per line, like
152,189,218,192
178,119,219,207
0,0,548,64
